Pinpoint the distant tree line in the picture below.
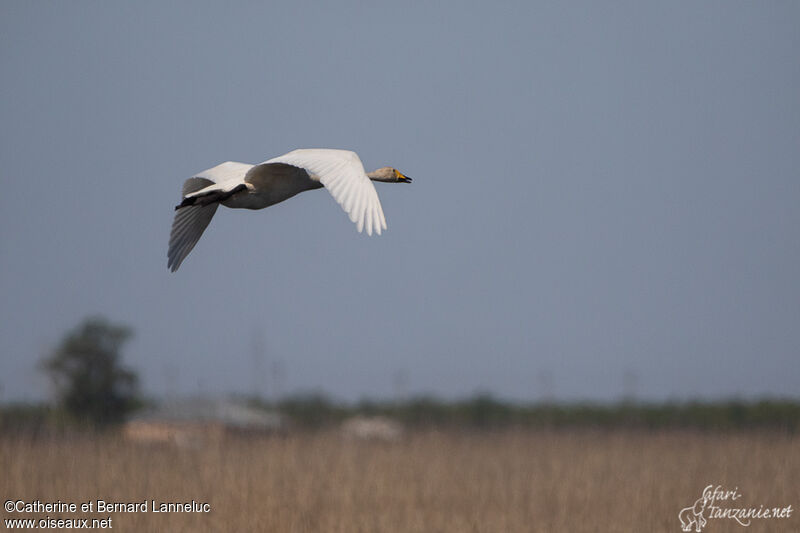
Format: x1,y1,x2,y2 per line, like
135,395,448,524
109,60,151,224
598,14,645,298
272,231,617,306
257,393,800,432
4,391,800,434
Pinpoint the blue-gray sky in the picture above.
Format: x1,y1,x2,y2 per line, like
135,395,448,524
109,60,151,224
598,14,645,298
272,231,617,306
1,2,798,402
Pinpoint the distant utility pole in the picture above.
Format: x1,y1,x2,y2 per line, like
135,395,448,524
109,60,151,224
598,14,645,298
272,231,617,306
392,368,409,402
251,327,267,401
622,368,639,403
537,368,555,404
270,359,286,402
162,362,178,401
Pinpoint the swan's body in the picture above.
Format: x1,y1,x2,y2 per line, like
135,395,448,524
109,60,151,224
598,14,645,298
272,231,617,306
167,149,411,271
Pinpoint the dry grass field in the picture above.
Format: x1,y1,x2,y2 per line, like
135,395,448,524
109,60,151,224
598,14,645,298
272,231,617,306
1,429,798,532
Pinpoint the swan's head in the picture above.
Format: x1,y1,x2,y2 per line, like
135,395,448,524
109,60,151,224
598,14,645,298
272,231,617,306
369,167,412,183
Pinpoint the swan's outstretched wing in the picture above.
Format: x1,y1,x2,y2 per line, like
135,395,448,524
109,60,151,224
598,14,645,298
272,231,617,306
263,149,387,236
168,201,217,272
167,162,252,272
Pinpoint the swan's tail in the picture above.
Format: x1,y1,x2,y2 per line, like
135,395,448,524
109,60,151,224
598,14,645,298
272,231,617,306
174,182,248,210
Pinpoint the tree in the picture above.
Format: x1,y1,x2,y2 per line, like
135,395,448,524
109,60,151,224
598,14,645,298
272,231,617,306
44,317,139,426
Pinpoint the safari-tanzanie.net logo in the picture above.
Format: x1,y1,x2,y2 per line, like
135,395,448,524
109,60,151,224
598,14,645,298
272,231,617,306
678,485,793,531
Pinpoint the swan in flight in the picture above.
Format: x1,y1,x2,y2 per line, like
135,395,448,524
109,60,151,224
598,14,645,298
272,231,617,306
167,148,412,271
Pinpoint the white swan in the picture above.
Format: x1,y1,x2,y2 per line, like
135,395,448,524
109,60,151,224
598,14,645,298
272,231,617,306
167,149,411,271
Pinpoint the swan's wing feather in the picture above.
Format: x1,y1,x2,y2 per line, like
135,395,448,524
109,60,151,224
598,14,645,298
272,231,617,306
168,177,220,272
263,149,387,236
194,161,253,184
167,204,218,271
